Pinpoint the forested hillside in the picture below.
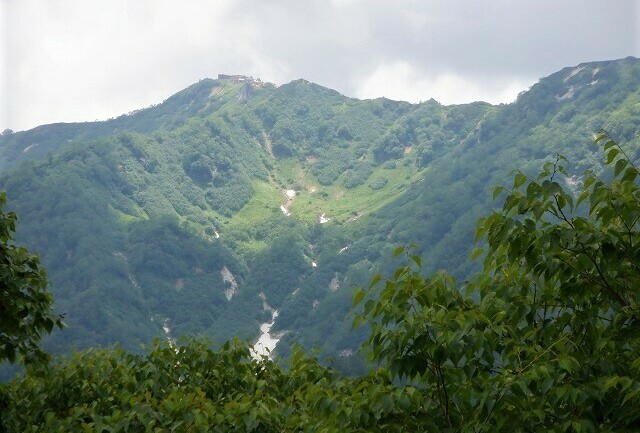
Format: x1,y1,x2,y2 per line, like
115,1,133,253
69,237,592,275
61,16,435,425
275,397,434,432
4,132,639,431
0,57,638,364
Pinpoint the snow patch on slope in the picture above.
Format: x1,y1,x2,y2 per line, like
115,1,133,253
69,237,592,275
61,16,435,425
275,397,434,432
163,318,176,347
251,292,283,360
22,143,39,154
280,189,296,216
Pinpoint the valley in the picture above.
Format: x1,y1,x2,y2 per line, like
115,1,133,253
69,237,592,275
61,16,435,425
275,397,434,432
0,56,639,366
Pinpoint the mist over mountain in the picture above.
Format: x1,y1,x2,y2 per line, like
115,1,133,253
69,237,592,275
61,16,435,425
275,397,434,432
1,56,638,367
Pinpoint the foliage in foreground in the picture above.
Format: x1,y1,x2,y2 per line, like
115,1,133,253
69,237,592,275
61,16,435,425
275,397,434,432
0,192,63,366
355,131,640,431
4,339,425,432
3,131,640,431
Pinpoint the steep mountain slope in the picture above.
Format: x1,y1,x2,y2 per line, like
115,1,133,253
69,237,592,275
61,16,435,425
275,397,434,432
276,57,640,360
0,58,638,363
0,78,274,170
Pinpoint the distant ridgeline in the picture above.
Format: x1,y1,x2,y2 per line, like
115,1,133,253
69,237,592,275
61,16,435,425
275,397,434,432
0,56,638,369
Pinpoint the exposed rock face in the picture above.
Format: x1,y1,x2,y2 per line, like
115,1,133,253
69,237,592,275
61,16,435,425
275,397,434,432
329,273,340,292
237,82,251,102
221,266,238,301
556,65,601,101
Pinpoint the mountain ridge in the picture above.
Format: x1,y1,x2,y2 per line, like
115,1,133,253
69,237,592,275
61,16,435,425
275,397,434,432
0,56,638,367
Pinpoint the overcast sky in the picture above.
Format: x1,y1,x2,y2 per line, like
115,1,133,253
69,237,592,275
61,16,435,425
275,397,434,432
1,0,639,132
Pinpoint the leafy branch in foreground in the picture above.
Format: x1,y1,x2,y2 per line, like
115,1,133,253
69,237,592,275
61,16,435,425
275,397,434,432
0,191,64,366
355,130,640,432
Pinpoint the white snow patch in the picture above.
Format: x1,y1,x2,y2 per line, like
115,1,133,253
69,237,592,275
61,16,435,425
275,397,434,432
319,213,330,224
128,272,140,289
339,348,354,358
113,251,140,289
251,312,281,360
214,230,220,239
22,143,39,154
162,318,176,347
280,189,295,216
251,292,283,360
311,261,317,268
221,266,238,301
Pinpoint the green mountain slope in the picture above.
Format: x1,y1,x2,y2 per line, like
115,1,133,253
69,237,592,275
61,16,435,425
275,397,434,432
1,58,638,363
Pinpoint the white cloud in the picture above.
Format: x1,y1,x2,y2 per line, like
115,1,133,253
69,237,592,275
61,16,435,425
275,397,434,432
1,0,638,131
356,62,533,105
0,3,8,132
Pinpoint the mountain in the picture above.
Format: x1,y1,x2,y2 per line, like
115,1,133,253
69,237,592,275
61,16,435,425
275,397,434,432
1,58,638,366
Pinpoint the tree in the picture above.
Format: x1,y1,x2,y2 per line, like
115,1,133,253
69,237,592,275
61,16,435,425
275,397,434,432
4,338,427,432
354,130,640,431
0,192,63,365
4,132,640,432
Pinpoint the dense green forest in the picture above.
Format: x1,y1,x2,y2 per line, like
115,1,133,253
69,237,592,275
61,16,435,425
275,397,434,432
0,57,639,370
1,132,638,431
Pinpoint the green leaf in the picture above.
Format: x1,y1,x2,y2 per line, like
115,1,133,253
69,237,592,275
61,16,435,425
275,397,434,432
614,157,627,176
470,247,484,260
603,139,616,150
353,289,366,306
514,172,527,189
606,148,620,164
621,166,638,182
594,132,608,143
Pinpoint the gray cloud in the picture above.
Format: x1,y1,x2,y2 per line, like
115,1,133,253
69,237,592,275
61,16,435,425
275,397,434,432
1,0,638,131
